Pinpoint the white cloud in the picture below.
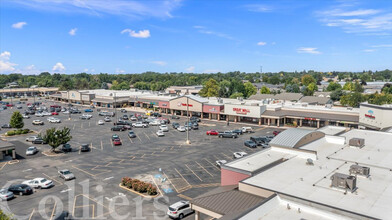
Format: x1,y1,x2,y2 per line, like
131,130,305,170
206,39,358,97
0,51,17,73
193,26,235,41
257,42,267,46
18,65,40,75
52,62,65,72
69,28,77,36
116,68,125,74
193,25,205,29
121,29,150,38
363,49,376,52
185,66,195,72
151,61,167,66
83,68,89,72
244,4,273,12
297,47,321,54
12,21,27,29
371,44,392,48
317,4,392,34
203,69,220,73
4,0,182,19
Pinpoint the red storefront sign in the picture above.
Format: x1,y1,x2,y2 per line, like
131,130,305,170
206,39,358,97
304,117,317,121
233,108,250,115
365,114,375,119
177,102,193,107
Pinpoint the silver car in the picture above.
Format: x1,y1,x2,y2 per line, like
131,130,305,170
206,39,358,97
58,169,75,181
26,146,38,155
0,188,14,201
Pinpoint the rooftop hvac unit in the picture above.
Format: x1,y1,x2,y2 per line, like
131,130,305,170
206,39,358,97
330,173,357,193
349,165,370,177
349,138,365,148
301,103,308,107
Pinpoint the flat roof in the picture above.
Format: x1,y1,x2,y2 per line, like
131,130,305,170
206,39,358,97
240,129,392,219
0,140,15,150
317,126,348,136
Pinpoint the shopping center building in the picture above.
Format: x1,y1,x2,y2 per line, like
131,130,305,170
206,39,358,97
51,89,363,129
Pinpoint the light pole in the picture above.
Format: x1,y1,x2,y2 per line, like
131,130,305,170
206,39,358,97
114,92,118,123
186,90,191,144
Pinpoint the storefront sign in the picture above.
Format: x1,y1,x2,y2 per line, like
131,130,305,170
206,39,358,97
233,108,250,115
177,102,193,107
304,117,317,121
365,110,375,119
161,103,167,106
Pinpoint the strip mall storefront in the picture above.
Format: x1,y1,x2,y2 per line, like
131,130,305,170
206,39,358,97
202,104,224,120
168,96,204,117
223,104,266,125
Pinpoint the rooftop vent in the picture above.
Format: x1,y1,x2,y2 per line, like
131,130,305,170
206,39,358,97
330,173,357,193
301,103,308,107
306,158,314,166
349,165,370,177
349,138,365,148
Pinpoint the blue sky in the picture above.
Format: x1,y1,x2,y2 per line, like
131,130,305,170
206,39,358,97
0,0,391,74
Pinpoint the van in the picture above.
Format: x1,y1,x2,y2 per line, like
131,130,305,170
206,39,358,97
241,127,254,133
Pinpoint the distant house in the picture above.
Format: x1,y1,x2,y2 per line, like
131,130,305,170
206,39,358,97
6,82,19,88
313,92,331,98
249,92,303,102
299,96,333,106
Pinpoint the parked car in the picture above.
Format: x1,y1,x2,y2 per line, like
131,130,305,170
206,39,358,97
191,124,199,130
128,131,136,138
80,144,90,152
104,117,111,122
58,170,75,181
0,189,14,201
190,116,201,122
48,118,61,123
273,130,281,136
1,124,11,128
206,130,219,135
80,115,90,120
241,127,254,133
62,143,72,152
22,178,54,189
130,116,137,121
120,109,127,113
244,140,257,148
26,136,38,142
215,160,227,167
111,134,119,141
250,136,269,146
32,138,47,144
111,126,126,131
16,105,22,109
171,115,180,119
26,146,38,155
51,112,59,115
98,120,104,125
32,120,44,125
233,152,248,159
177,126,186,132
167,201,193,219
218,131,238,138
149,120,161,126
132,122,148,128
172,122,180,129
122,115,129,120
231,129,243,135
112,138,122,146
8,184,33,196
22,114,30,119
159,125,169,132
156,130,165,137
84,109,93,112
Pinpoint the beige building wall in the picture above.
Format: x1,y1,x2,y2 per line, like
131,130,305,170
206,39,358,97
169,97,203,112
359,105,392,129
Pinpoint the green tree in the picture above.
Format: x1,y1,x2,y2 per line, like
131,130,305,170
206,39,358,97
244,82,257,98
229,92,244,99
342,82,353,91
326,82,342,91
218,80,231,98
307,83,318,92
0,208,15,220
340,92,363,107
9,111,24,129
260,86,271,94
267,75,280,85
301,74,316,86
330,89,344,101
41,127,72,152
199,79,219,97
353,81,364,92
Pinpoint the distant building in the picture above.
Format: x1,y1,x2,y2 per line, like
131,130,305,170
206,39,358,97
165,85,202,95
299,96,333,106
359,102,392,130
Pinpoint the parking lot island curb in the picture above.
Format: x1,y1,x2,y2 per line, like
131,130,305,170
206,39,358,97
118,184,161,198
42,151,65,157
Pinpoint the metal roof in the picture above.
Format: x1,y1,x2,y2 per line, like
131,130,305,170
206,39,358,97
261,109,359,122
191,185,264,216
299,96,333,105
269,128,324,148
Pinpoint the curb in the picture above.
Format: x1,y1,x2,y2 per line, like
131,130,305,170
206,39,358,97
42,151,65,157
118,184,160,198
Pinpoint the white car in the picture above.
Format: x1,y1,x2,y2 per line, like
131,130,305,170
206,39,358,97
26,136,38,142
167,201,193,219
42,111,51,116
132,122,148,128
159,125,169,132
156,130,165,137
233,152,248,159
177,126,186,132
130,116,137,121
32,120,44,125
63,110,69,114
49,118,61,123
98,120,104,125
26,146,38,155
82,114,92,119
149,120,160,126
104,117,111,122
22,114,30,119
35,113,43,117
215,160,227,167
23,178,53,189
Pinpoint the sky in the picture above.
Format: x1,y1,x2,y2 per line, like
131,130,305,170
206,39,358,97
0,0,391,74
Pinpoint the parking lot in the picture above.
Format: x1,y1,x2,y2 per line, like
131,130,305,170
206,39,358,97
0,99,283,219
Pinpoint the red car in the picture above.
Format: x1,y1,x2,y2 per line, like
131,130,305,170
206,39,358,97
52,112,59,115
273,130,281,136
206,130,219,135
6,104,13,107
113,138,122,146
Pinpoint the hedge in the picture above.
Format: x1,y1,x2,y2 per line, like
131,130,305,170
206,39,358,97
121,177,157,195
6,129,30,136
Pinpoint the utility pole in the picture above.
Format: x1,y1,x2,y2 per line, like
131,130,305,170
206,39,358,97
186,89,191,144
10,88,13,106
114,92,118,123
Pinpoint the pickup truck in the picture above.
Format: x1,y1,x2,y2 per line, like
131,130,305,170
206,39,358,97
218,131,238,139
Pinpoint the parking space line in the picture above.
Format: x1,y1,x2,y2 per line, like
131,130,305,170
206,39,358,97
137,135,142,142
162,171,180,193
0,162,7,171
81,123,83,129
161,148,165,152
196,161,214,177
72,124,75,130
42,173,63,186
49,200,57,220
72,165,96,177
128,136,133,143
221,153,232,160
170,146,174,150
204,159,220,170
28,208,35,220
144,132,150,140
89,121,91,127
110,139,113,148
185,164,203,182
177,194,192,201
175,168,191,186
101,140,103,150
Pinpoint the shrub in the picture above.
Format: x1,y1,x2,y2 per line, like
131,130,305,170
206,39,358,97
147,185,157,195
15,130,22,135
6,131,15,136
138,182,147,193
22,129,30,134
122,177,157,195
